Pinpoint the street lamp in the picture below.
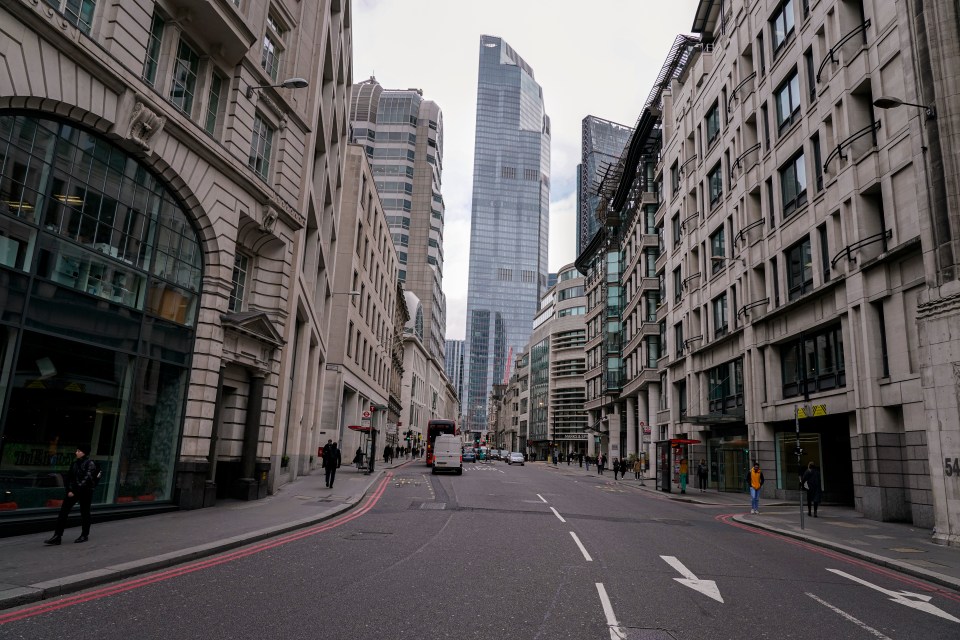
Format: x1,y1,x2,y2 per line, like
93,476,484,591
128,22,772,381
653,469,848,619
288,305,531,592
246,77,310,99
873,95,936,120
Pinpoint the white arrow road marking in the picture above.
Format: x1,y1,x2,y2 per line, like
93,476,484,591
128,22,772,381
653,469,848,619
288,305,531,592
660,555,724,603
550,506,566,523
827,568,960,623
806,592,893,640
570,531,593,561
536,493,548,503
595,583,627,640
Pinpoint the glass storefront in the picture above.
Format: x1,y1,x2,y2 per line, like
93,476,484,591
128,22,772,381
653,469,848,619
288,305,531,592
0,113,201,513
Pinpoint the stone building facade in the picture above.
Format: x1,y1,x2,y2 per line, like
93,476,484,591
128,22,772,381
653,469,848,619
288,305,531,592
0,0,352,527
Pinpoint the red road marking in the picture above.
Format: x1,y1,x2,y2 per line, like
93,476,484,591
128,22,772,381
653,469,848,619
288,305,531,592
717,512,960,604
0,472,394,625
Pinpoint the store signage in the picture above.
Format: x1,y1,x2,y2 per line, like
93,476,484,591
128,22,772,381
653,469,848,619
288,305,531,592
555,434,588,441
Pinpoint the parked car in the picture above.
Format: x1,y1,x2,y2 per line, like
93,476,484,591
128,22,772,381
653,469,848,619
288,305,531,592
508,452,525,465
462,448,477,463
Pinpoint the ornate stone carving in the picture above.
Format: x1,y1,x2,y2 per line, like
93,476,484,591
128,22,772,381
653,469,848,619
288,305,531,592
128,101,166,151
260,204,279,234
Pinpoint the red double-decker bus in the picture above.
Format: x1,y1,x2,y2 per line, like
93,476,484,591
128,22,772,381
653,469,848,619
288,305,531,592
425,419,458,466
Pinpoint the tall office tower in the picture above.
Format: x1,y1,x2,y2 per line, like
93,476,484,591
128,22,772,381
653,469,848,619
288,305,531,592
444,339,464,411
350,78,447,360
577,116,633,256
463,35,550,432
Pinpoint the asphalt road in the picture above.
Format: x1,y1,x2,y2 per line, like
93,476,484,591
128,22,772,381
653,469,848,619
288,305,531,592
1,460,958,640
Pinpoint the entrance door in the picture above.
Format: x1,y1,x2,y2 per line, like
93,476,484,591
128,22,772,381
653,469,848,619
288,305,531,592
717,448,749,492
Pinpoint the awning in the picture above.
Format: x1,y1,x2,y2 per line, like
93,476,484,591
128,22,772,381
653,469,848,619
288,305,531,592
669,438,701,445
348,425,371,433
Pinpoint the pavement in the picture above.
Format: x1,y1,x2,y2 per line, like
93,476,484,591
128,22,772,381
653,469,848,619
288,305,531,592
1,458,958,613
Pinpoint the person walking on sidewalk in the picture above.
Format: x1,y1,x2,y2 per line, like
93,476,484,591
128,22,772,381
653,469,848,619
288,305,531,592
612,457,620,480
323,442,342,488
44,445,97,545
679,458,689,494
633,458,642,480
585,455,590,471
801,461,822,517
697,459,708,492
747,461,765,514
597,453,605,476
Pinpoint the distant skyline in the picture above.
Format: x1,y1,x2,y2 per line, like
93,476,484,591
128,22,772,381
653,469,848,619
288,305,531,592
353,0,701,339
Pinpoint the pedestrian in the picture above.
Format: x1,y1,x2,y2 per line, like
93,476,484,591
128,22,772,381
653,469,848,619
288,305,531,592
612,457,620,479
579,453,583,468
633,457,642,480
44,444,98,545
679,458,688,494
566,452,571,466
353,446,364,469
597,453,605,476
323,441,342,488
801,461,822,517
747,460,765,514
585,455,590,471
697,459,707,492
320,439,333,468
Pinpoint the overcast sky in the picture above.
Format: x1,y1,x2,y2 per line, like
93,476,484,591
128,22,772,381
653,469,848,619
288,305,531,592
352,0,701,340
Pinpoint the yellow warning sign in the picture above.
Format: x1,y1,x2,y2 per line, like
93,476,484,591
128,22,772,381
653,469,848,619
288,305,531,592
26,380,45,389
797,407,808,419
813,404,827,416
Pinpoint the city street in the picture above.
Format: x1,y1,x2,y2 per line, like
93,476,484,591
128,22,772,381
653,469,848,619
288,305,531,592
1,461,958,639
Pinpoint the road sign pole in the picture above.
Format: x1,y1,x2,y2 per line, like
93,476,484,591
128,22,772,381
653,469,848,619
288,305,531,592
796,405,804,530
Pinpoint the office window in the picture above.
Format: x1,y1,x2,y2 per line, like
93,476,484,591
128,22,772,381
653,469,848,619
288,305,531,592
771,0,796,54
708,358,744,413
205,71,226,136
780,150,808,217
713,292,728,337
780,324,845,398
804,48,816,101
818,223,830,283
261,12,286,81
705,102,720,148
673,267,682,303
248,114,275,179
710,226,726,274
811,133,823,192
670,161,680,196
170,38,200,115
142,11,165,84
48,0,97,34
775,70,802,133
771,256,781,307
229,253,250,312
672,213,681,248
708,163,723,206
675,323,684,358
786,237,813,300
677,380,688,418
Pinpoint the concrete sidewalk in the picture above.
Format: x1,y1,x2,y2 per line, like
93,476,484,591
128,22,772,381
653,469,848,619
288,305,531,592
540,459,960,591
0,456,418,611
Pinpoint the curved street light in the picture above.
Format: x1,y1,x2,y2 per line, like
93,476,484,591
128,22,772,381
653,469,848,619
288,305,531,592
873,95,936,120
247,77,310,99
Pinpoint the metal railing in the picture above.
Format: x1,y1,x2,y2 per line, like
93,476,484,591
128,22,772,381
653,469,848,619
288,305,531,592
734,218,765,245
816,18,871,83
678,154,698,176
822,120,881,173
681,272,702,290
737,298,770,318
830,229,892,268
727,72,757,113
729,142,763,182
679,211,700,232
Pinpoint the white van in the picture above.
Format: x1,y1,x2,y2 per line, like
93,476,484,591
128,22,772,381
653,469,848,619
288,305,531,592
432,434,463,475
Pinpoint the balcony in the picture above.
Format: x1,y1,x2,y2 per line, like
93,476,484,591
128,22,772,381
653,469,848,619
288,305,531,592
167,0,257,65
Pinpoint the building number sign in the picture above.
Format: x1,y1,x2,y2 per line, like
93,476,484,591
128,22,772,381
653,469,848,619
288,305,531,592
945,458,960,477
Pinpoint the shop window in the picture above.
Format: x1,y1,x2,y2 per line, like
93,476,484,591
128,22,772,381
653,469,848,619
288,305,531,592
775,432,822,489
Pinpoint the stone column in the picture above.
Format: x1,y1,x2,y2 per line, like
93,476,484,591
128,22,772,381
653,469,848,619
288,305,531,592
234,371,265,500
626,396,637,459
637,389,650,468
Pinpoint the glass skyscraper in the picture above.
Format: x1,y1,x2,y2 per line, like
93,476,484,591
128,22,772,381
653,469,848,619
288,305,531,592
577,116,633,256
463,35,550,433
350,78,447,360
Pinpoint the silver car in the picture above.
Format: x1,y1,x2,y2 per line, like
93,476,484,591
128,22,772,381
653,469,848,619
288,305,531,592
508,452,525,465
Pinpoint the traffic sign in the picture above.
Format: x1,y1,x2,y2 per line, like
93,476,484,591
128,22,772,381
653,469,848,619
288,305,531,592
362,411,371,419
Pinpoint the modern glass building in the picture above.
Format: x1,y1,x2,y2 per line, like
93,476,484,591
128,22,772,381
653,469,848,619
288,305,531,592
350,78,447,361
577,116,633,256
463,35,550,433
444,338,464,409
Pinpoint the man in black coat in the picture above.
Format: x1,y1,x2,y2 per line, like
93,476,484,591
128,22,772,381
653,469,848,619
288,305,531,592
44,444,97,545
323,442,342,488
